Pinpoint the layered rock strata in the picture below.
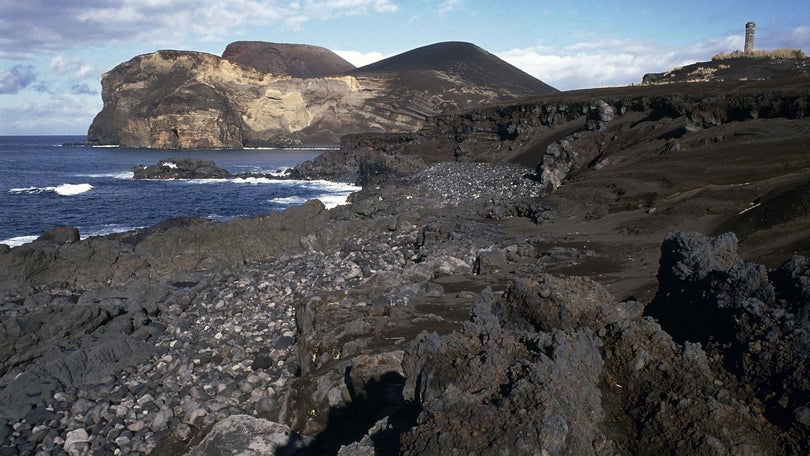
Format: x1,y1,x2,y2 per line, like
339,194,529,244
87,42,556,149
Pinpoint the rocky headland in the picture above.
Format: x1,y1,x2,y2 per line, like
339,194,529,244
86,41,555,149
2,56,810,455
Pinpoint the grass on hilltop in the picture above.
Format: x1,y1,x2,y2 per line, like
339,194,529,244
712,48,807,60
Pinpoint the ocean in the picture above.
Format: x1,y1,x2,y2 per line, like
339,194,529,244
0,136,359,247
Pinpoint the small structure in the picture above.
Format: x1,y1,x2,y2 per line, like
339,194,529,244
744,22,756,54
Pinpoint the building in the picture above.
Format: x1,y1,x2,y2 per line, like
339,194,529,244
745,22,756,54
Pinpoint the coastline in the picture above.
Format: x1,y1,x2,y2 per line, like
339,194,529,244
2,78,810,453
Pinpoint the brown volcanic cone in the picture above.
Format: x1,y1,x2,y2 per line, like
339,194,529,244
222,41,356,78
349,41,557,95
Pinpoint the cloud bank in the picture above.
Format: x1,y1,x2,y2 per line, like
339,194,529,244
498,35,745,90
0,0,399,57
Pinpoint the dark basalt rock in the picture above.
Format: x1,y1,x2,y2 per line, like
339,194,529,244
36,225,79,245
132,158,232,180
647,231,810,452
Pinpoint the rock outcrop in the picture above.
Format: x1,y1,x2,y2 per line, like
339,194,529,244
642,56,810,85
86,42,557,149
132,158,232,179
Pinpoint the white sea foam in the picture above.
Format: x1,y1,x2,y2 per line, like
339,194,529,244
83,224,143,238
1,235,38,248
268,167,292,177
77,171,133,179
269,196,309,205
186,178,229,184
9,183,93,196
232,176,275,185
9,186,42,194
55,183,93,196
269,180,361,209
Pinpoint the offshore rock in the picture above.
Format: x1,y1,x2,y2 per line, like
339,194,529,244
132,158,232,179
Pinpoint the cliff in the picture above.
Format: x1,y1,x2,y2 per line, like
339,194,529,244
86,42,557,149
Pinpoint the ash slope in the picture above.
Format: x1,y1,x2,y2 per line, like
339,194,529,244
349,41,556,98
222,41,356,78
86,41,556,149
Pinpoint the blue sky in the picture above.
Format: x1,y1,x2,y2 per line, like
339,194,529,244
1,0,809,135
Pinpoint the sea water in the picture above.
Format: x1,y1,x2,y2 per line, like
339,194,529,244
0,136,359,247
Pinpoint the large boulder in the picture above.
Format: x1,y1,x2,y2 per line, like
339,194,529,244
185,415,299,456
647,231,810,452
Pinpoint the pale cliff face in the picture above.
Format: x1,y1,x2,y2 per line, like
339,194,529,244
88,51,385,148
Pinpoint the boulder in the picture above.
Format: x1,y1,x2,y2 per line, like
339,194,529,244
647,232,810,450
36,225,79,245
186,415,299,456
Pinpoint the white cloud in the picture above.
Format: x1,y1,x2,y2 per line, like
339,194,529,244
438,0,462,15
0,92,102,135
498,35,747,90
50,55,97,85
0,0,399,56
0,65,37,94
334,50,388,67
764,25,810,51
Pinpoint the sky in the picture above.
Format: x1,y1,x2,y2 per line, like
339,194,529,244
1,0,809,135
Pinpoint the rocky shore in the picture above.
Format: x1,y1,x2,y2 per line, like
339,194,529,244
3,74,810,455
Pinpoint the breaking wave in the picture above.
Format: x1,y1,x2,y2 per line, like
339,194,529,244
9,183,94,196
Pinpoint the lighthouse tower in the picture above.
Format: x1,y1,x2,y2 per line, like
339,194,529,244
744,22,756,54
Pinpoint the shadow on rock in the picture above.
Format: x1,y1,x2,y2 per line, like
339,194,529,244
278,371,419,455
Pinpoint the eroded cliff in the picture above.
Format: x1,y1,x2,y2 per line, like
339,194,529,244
87,42,557,149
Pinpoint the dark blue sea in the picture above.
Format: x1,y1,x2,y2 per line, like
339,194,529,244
0,136,358,247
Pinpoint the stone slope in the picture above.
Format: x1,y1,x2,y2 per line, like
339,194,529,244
349,41,556,100
86,42,556,149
